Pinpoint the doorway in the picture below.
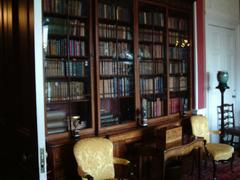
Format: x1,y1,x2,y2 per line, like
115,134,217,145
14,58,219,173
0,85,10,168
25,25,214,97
206,24,237,142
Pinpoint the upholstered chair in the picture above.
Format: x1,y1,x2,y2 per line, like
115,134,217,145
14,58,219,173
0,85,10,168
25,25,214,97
190,115,234,179
73,137,134,180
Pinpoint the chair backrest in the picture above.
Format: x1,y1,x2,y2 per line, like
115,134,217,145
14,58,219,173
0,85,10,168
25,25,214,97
190,115,210,143
217,104,235,128
73,137,115,180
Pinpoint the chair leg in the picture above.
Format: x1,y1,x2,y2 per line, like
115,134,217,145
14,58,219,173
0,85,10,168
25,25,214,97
212,160,216,180
190,151,195,175
230,153,234,172
204,153,208,169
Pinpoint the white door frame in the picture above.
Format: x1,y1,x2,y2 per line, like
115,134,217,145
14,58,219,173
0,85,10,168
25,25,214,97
34,0,47,179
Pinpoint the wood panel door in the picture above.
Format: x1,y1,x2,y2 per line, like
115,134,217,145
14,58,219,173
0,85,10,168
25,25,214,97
0,0,46,180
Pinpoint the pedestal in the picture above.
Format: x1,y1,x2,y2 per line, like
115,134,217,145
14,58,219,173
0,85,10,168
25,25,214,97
216,84,229,143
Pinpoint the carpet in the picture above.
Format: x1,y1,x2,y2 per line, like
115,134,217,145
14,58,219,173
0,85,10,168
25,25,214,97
181,153,240,180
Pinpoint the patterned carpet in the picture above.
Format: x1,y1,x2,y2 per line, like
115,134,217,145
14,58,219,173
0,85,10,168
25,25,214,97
181,152,240,180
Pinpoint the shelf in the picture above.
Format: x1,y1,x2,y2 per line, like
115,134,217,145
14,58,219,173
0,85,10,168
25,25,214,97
98,18,131,26
169,58,188,62
69,36,86,41
100,74,133,78
140,74,165,77
44,12,88,21
139,24,165,30
141,92,166,98
48,34,67,39
168,28,189,33
46,55,68,59
170,91,189,97
100,95,134,99
139,40,154,45
99,56,133,61
99,37,132,42
169,73,187,77
46,76,68,80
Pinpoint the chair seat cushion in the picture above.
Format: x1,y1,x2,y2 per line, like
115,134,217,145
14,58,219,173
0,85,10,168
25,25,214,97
206,143,234,161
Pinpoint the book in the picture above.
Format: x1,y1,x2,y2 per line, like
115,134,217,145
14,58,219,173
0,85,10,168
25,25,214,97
47,110,66,120
47,120,68,129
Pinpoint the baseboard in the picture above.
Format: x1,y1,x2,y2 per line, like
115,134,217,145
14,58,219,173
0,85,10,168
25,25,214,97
192,108,207,116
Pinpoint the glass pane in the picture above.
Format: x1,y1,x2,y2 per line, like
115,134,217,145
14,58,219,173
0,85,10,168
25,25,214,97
43,0,92,135
98,0,134,127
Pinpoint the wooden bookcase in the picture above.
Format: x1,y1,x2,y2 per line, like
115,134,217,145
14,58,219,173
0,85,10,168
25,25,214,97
168,9,192,115
42,0,95,140
43,0,194,179
138,3,167,121
95,0,136,134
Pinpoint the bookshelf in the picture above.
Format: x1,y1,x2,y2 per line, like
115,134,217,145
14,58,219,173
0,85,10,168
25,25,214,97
43,0,94,138
96,0,135,130
42,0,193,179
42,0,193,137
138,4,167,120
168,11,191,114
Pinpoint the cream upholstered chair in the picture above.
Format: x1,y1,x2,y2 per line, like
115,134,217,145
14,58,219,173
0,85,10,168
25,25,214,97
190,115,234,179
73,137,133,180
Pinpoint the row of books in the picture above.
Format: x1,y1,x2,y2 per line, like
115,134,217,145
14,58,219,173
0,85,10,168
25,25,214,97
139,29,163,43
142,98,165,118
69,20,85,37
139,44,164,59
170,97,188,114
170,97,180,114
45,81,85,102
46,110,68,134
69,40,86,56
100,112,119,126
99,41,132,59
45,60,87,77
47,39,68,56
46,18,86,37
99,24,132,40
169,32,188,45
169,62,187,74
65,61,87,77
139,12,164,27
140,77,164,95
168,17,188,31
169,47,188,59
43,0,86,17
98,3,130,22
169,76,188,92
47,39,86,57
99,78,133,98
45,60,65,77
99,61,133,76
140,62,164,75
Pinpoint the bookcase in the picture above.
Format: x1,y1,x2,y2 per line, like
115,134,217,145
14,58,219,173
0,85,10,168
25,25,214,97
168,10,192,114
42,0,194,179
42,0,193,139
43,0,95,139
138,3,167,120
95,0,136,132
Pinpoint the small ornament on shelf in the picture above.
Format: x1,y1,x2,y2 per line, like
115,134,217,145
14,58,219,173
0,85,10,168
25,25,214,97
70,115,86,138
139,98,148,127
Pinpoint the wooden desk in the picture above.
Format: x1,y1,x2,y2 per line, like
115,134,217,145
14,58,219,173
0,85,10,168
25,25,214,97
161,138,204,180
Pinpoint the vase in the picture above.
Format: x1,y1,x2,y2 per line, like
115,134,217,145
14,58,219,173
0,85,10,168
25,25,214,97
217,71,229,84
